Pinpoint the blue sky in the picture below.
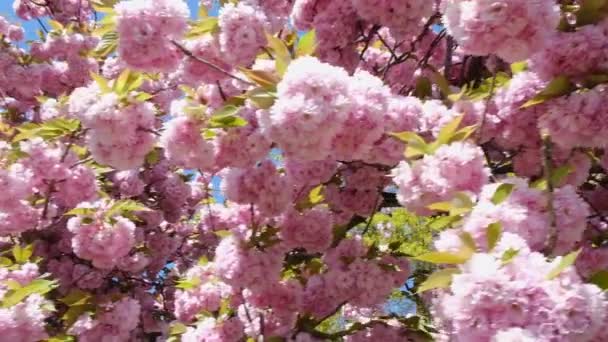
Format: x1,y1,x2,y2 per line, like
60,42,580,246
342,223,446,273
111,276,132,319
0,0,204,42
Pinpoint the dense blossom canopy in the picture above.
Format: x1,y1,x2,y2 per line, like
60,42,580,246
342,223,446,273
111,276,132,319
0,0,607,341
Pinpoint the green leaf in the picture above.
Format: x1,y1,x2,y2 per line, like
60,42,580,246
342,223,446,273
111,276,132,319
430,71,453,97
198,256,209,266
573,0,608,26
170,322,188,336
208,105,248,128
522,76,576,108
214,230,232,238
94,31,118,57
551,164,573,186
208,105,248,129
65,207,96,217
185,17,219,38
46,335,76,342
501,248,519,265
449,125,478,143
295,30,316,57
583,73,608,88
48,20,64,31
414,251,470,264
417,268,460,293
238,68,280,89
510,61,528,74
413,77,432,98
546,250,581,280
434,114,465,147
427,202,453,212
390,131,429,158
12,118,80,142
91,0,118,13
428,215,461,230
459,232,477,254
105,200,150,220
266,33,292,76
0,257,13,267
266,337,286,342
308,185,324,205
92,14,117,36
59,290,92,306
491,183,515,205
589,270,608,290
247,87,277,109
487,222,502,251
90,72,111,93
1,279,58,308
176,278,200,290
113,69,143,95
62,304,95,327
12,244,34,264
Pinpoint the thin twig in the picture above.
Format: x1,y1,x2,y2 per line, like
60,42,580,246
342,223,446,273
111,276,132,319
171,40,255,86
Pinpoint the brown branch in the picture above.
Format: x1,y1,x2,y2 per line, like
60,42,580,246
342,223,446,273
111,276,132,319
171,40,255,86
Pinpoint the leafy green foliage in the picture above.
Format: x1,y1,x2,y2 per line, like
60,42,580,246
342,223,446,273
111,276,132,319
1,279,58,308
105,199,150,222
185,17,219,38
94,31,118,57
266,33,292,76
522,76,576,108
417,268,460,293
13,118,80,142
546,249,581,280
12,244,34,264
208,105,249,129
491,183,515,205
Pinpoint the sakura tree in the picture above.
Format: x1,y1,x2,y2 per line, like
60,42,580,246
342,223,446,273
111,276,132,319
0,0,607,341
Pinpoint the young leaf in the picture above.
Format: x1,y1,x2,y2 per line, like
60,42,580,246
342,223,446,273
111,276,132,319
308,185,324,204
428,215,461,230
491,183,515,205
247,87,277,109
522,76,575,108
434,114,465,147
12,244,34,264
266,33,292,76
501,248,519,265
1,279,58,308
170,323,188,336
90,73,111,93
295,29,316,57
94,31,118,57
105,200,150,220
486,222,502,251
238,68,280,89
185,17,219,38
546,249,581,280
65,207,97,217
459,232,477,254
414,251,470,264
510,61,528,74
589,270,608,290
0,257,13,267
417,268,460,293
551,164,573,186
427,202,453,212
59,289,92,306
